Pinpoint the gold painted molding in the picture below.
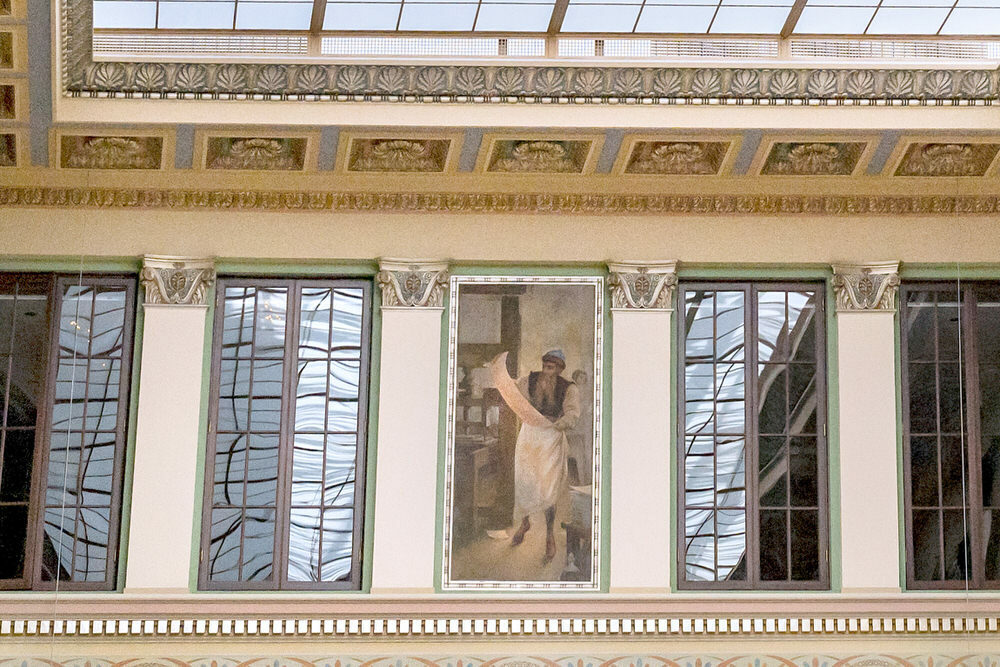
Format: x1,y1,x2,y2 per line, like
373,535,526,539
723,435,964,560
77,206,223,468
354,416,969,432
4,187,1000,215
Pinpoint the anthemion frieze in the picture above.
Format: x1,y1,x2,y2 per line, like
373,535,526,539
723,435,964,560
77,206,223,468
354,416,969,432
60,0,1000,103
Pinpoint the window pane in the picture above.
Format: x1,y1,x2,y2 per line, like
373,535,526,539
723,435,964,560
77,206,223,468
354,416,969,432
206,279,368,590
42,279,132,587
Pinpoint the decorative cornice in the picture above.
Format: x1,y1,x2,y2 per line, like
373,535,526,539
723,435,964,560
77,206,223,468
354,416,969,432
832,262,901,312
6,188,1000,215
1,614,998,641
61,0,1000,104
376,259,448,308
140,255,215,306
607,261,678,310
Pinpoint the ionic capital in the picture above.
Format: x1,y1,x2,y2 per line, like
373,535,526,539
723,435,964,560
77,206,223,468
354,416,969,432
831,262,900,313
377,259,449,309
140,255,215,306
607,261,678,311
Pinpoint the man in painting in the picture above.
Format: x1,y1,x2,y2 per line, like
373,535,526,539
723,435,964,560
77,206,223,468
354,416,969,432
491,349,581,563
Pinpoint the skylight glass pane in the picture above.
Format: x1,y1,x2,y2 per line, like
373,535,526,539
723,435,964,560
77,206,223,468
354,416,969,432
323,2,401,29
866,7,950,33
398,2,478,29
941,7,1000,32
237,2,312,28
158,1,236,28
710,6,792,32
93,1,157,28
475,3,555,30
794,6,877,32
635,5,717,32
881,0,951,6
562,4,642,31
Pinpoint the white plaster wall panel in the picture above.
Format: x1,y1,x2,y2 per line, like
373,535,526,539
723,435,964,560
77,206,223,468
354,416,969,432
609,309,672,592
837,311,901,592
370,307,444,593
125,305,209,592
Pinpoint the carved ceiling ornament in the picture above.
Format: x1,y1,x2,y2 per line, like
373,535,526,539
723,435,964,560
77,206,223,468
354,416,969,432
377,259,449,308
490,141,582,173
831,262,900,312
625,142,724,175
207,137,304,171
896,142,1000,177
762,142,866,176
62,136,161,170
140,255,216,306
349,139,447,172
607,261,678,310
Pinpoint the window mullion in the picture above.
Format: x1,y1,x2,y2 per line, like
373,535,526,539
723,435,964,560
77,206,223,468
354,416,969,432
962,287,985,588
276,280,301,589
746,282,760,588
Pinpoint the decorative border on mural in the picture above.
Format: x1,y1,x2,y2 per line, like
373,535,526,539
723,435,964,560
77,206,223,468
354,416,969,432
1,657,999,667
5,187,1000,215
2,615,999,640
441,275,603,591
61,0,1000,103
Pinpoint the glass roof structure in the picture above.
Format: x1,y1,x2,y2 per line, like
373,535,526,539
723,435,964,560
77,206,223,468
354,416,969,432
93,0,1000,34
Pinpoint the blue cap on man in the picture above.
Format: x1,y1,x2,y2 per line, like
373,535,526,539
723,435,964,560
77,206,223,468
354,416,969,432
542,349,566,368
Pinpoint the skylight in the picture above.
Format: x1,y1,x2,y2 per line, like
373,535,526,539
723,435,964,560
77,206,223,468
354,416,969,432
92,0,1000,33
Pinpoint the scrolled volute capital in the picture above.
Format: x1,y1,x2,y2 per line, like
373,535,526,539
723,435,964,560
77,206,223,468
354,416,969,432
377,259,449,309
140,255,215,306
607,261,679,310
831,262,900,312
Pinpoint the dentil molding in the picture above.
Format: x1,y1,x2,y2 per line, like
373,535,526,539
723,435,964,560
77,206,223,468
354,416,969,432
607,261,678,310
832,262,901,312
377,259,449,308
140,255,216,306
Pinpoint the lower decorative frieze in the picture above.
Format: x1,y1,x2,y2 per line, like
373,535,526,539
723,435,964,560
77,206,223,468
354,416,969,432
0,657,998,667
3,188,1000,215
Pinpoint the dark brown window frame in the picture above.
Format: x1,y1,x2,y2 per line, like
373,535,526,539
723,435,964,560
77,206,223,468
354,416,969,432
0,273,136,592
676,280,830,591
901,281,1000,590
199,276,372,591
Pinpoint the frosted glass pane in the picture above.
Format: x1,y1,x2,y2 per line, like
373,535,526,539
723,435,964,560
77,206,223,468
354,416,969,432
323,2,401,29
801,0,877,6
93,1,158,27
645,0,718,6
881,0,951,6
562,4,642,31
866,6,949,32
635,5,717,31
941,7,1000,31
237,2,312,28
710,5,790,31
722,0,794,7
957,0,1000,8
398,2,478,28
794,6,876,31
569,0,641,5
475,3,555,29
158,1,236,27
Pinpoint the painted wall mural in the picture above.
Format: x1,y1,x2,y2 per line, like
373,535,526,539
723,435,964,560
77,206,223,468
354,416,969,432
442,276,603,589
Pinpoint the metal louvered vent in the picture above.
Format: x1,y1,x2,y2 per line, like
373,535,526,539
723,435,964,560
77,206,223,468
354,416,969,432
93,33,309,57
320,37,544,57
559,38,779,59
789,39,1000,62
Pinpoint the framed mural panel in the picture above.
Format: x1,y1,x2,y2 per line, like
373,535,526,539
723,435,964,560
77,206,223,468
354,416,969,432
442,275,603,590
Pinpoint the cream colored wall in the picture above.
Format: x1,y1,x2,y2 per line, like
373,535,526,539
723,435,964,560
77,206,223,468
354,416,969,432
3,207,1000,264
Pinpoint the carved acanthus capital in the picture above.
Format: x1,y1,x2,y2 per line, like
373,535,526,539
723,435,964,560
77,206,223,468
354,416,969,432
607,261,678,310
141,255,215,306
377,260,449,308
831,262,900,312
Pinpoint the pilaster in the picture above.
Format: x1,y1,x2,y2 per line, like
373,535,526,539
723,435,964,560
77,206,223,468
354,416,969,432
370,259,448,593
832,261,902,593
607,261,676,593
125,255,215,593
